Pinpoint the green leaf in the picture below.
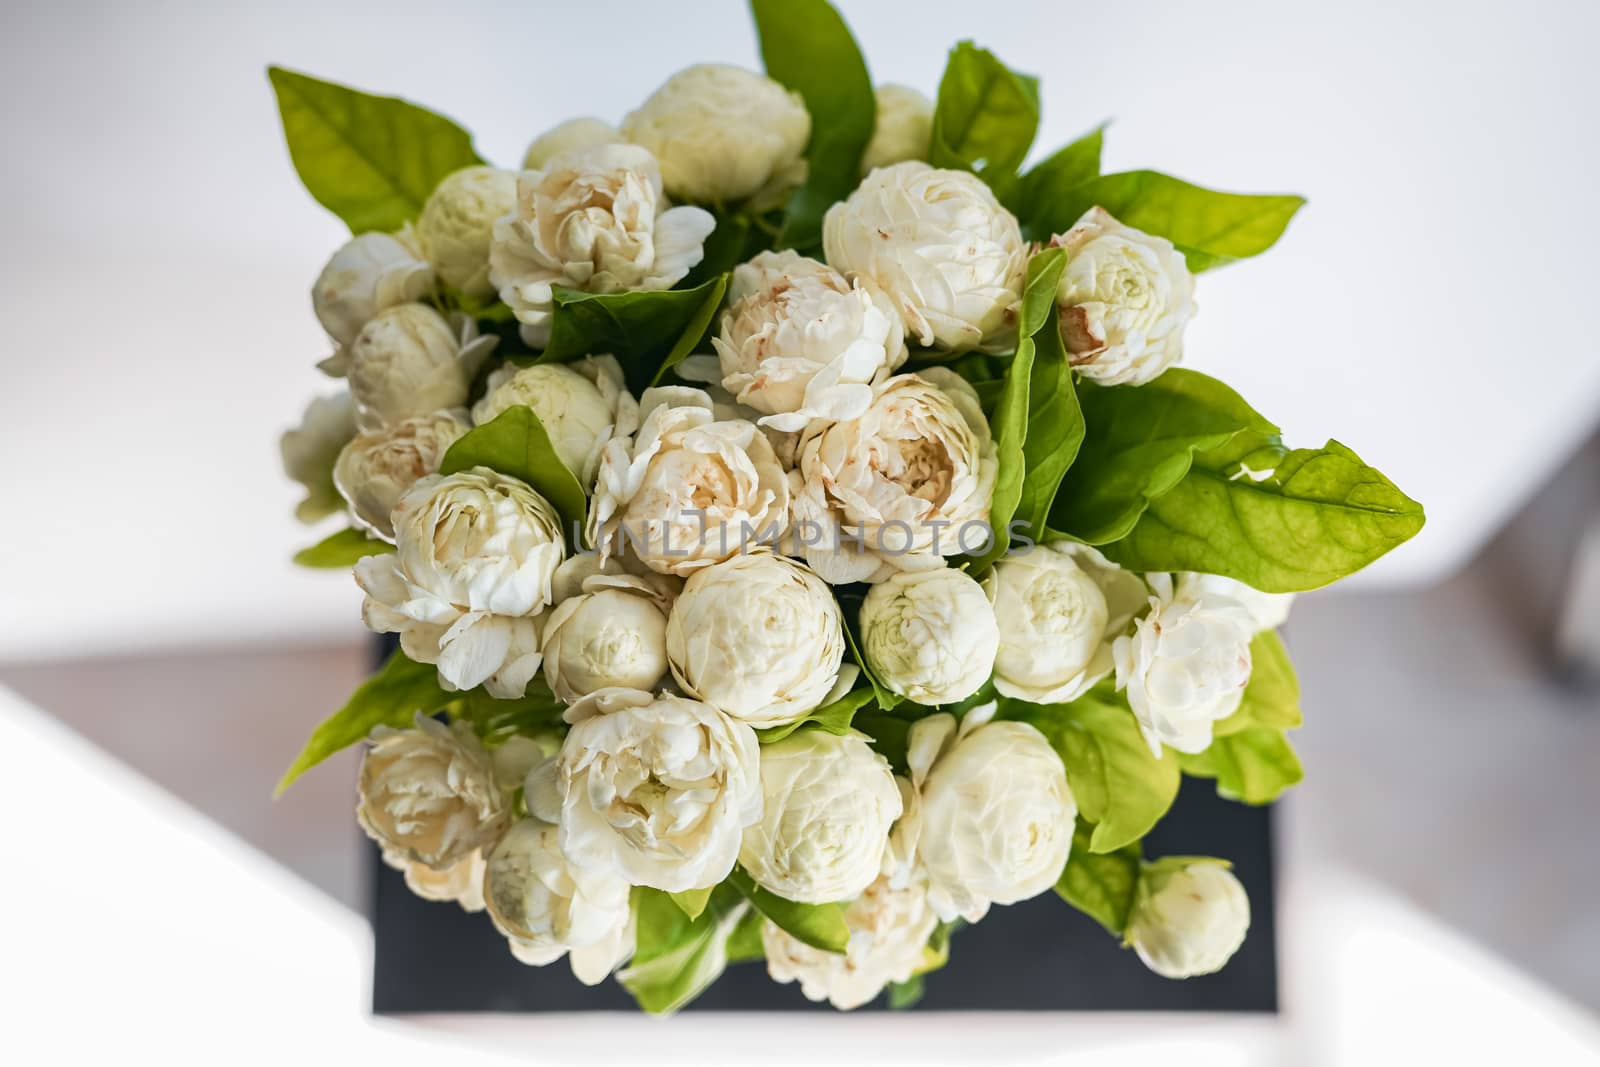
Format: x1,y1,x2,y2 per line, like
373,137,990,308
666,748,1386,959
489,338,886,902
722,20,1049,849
755,686,877,744
853,712,911,773
684,212,760,287
888,975,925,1010
1013,125,1105,230
725,906,766,963
1013,308,1084,539
266,66,483,235
291,527,393,568
1102,437,1425,592
1180,726,1303,805
1214,631,1301,738
275,651,445,795
1055,820,1142,937
1051,369,1280,545
669,887,715,921
750,0,875,249
929,42,1040,188
727,867,850,954
1026,169,1305,271
651,274,729,387
619,885,748,1014
439,405,589,540
540,276,728,395
838,591,903,711
450,678,566,744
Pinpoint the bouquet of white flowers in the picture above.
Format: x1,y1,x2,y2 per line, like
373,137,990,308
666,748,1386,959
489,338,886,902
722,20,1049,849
274,0,1423,1014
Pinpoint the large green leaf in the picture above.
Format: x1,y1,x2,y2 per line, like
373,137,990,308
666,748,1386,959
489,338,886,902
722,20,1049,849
1013,125,1105,233
929,42,1039,188
1102,437,1425,592
651,274,729,387
725,906,767,963
1180,726,1303,805
619,885,749,1014
1013,308,1084,540
750,0,875,249
540,276,728,395
727,867,850,954
1027,169,1305,270
1055,820,1142,937
439,405,589,540
291,527,393,569
1051,369,1280,545
1214,631,1302,738
267,67,483,235
754,686,877,744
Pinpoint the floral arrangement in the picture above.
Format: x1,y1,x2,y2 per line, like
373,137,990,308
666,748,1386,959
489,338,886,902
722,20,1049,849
274,0,1423,1013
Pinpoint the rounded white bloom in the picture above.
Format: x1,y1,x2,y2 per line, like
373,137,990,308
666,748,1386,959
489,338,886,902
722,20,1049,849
666,554,844,728
824,162,1025,354
700,250,905,432
489,144,715,347
901,704,1075,921
484,818,635,986
354,468,566,698
281,392,356,523
541,572,672,703
1113,573,1255,755
529,688,762,893
621,64,810,204
984,542,1148,704
588,387,789,577
739,730,901,903
332,409,468,541
860,85,933,174
472,355,640,484
382,847,487,912
1182,572,1294,632
346,304,497,430
789,370,996,583
522,117,625,170
763,875,937,1010
860,567,998,704
416,166,518,299
357,715,510,869
312,228,434,350
1050,206,1197,386
1128,862,1250,979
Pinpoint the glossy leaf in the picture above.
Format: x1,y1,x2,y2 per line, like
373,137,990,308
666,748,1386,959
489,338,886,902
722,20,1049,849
619,885,749,1014
291,527,393,568
669,887,715,921
1013,310,1084,539
439,405,589,540
1055,820,1142,936
541,276,728,395
651,274,729,387
755,686,877,744
1013,125,1105,232
727,867,850,954
1180,726,1304,805
929,42,1039,187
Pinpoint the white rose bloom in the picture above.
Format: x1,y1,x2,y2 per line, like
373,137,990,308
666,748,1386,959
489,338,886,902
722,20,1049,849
416,166,518,299
860,85,933,174
984,542,1149,704
665,554,844,729
763,875,937,1010
382,847,487,912
1050,206,1197,386
332,409,468,541
489,144,715,347
356,715,510,869
621,64,810,205
1181,573,1295,632
739,730,901,904
522,117,625,170
281,392,356,523
823,162,1025,354
312,228,434,352
1127,862,1250,979
541,571,672,703
900,704,1075,922
860,567,998,704
528,688,762,893
346,303,497,430
1113,573,1255,756
693,250,906,432
588,387,789,577
354,468,566,698
484,818,635,986
471,355,640,484
789,370,996,583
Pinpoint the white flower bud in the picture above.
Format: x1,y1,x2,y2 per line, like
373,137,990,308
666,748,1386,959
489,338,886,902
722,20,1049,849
280,392,356,523
621,64,811,204
471,355,640,484
346,304,497,430
763,875,937,1010
824,162,1025,354
332,409,468,541
1127,862,1250,979
860,85,933,174
381,847,486,912
541,573,671,703
416,166,518,299
522,117,624,171
312,229,434,349
1181,573,1294,632
859,567,998,705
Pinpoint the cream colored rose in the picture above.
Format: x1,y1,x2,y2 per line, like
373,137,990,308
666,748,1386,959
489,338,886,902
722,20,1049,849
522,117,625,170
1127,862,1250,979
860,567,998,705
346,303,497,430
354,468,565,698
471,355,640,484
1182,573,1294,632
312,228,434,351
900,704,1075,922
528,688,762,893
621,64,810,205
860,85,933,174
484,818,635,986
665,554,843,728
763,875,937,1010
332,409,468,541
823,162,1026,354
541,570,672,703
1050,206,1197,386
489,144,715,347
382,847,486,912
984,542,1148,704
588,387,789,577
1112,573,1255,755
416,166,518,299
281,392,356,523
357,715,510,869
739,730,901,904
